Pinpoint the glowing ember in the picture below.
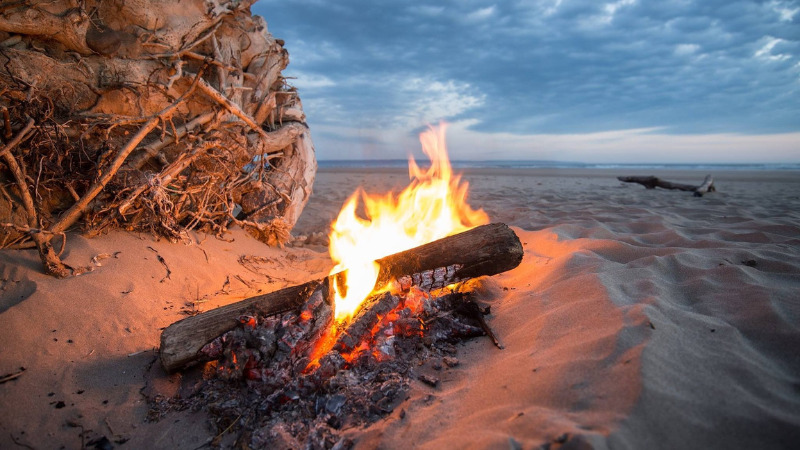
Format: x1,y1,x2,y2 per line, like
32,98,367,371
328,122,489,323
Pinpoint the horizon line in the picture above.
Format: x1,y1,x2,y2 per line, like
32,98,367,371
316,159,800,166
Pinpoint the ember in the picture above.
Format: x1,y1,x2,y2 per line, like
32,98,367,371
155,281,494,448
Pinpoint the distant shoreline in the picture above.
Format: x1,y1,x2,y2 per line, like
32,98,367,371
315,166,800,184
317,159,800,171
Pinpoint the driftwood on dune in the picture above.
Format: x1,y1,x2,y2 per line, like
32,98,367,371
0,0,316,277
618,174,715,197
159,223,524,372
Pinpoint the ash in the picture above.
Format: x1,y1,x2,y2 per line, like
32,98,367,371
151,284,491,449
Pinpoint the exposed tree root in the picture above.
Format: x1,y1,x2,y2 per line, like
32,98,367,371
0,0,316,277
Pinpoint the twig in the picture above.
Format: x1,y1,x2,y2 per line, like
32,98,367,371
234,274,253,289
91,251,120,266
8,432,34,450
211,414,241,447
0,224,68,259
219,276,230,294
199,246,209,263
0,367,25,384
179,21,223,55
0,116,35,159
1,106,11,138
195,76,266,137
182,51,248,76
165,59,184,90
104,417,117,440
148,246,172,282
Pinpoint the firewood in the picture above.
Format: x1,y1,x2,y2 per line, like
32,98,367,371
160,222,523,372
330,292,401,355
618,174,716,197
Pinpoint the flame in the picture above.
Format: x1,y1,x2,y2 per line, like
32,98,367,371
328,122,488,322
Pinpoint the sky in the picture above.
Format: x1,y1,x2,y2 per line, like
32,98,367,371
252,0,800,163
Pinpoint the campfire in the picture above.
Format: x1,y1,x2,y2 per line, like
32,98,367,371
157,124,523,447
307,123,490,369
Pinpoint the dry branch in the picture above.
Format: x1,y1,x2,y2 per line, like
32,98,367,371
195,76,265,136
159,223,523,372
125,111,218,170
1,117,71,277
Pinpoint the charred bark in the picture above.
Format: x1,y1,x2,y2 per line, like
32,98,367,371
160,223,523,372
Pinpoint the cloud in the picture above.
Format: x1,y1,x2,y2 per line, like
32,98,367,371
464,5,497,23
674,43,700,56
578,0,637,28
398,78,485,127
754,36,792,62
290,72,336,89
310,119,800,163
253,0,800,162
283,39,342,64
543,0,564,17
769,0,800,21
435,121,800,164
346,75,484,129
408,5,445,17
602,0,636,21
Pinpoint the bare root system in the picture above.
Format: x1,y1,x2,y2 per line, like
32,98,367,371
0,0,316,277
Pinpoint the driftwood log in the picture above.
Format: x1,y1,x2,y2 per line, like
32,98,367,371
160,223,524,372
618,174,715,197
0,1,316,277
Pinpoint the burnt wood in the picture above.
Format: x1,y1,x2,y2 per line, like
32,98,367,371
160,222,523,372
618,174,715,197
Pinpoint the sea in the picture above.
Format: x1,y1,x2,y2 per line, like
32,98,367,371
318,160,800,171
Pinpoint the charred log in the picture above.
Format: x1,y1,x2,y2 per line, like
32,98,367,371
160,222,523,372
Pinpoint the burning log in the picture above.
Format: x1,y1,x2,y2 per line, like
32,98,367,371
618,174,716,196
160,222,523,372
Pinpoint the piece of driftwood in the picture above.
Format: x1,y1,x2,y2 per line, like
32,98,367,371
160,222,523,372
618,174,715,197
0,1,316,276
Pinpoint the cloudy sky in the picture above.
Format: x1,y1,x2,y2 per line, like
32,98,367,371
252,0,800,163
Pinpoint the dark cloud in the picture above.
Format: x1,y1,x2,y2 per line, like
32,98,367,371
253,0,799,160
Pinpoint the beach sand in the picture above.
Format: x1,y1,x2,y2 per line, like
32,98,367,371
1,167,799,448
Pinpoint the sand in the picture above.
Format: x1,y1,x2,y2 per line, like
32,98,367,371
2,167,799,449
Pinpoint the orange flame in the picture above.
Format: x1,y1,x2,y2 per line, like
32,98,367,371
328,122,488,322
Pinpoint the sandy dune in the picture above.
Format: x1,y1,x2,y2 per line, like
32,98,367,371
2,168,799,449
